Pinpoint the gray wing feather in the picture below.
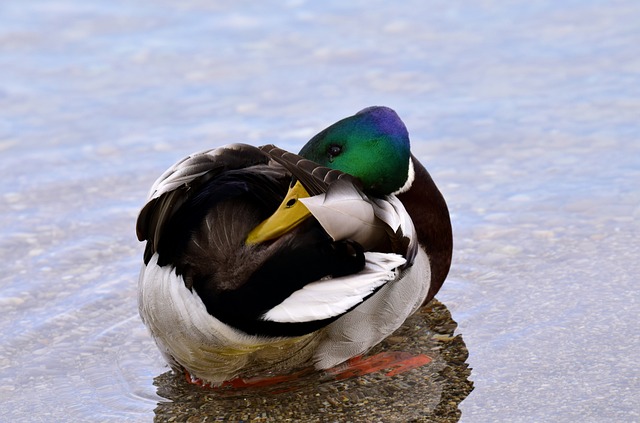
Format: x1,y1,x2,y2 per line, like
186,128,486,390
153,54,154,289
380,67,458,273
136,143,274,255
259,144,361,196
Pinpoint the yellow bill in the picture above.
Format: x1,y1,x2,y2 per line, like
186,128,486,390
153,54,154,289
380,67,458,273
246,180,312,244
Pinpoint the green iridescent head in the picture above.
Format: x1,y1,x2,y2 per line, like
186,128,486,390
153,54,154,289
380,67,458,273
299,106,411,195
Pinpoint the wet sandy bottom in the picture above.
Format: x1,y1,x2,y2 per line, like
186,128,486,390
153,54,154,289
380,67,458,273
153,300,472,422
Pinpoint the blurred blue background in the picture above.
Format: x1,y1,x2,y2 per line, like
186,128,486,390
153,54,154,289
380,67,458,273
1,1,638,421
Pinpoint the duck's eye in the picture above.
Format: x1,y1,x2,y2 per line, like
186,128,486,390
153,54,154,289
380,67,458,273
286,198,297,208
328,145,342,158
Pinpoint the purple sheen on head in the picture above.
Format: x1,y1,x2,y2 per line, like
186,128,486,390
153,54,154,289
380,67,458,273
355,106,410,147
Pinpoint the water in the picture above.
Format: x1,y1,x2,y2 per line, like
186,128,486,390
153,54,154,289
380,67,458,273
1,0,639,421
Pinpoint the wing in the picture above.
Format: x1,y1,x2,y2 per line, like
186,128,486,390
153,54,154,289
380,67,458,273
136,143,283,263
261,252,407,323
259,144,362,195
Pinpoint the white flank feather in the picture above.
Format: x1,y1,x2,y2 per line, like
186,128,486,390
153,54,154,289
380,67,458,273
262,252,406,323
300,181,393,250
139,254,262,353
371,195,403,233
138,253,319,384
313,248,431,369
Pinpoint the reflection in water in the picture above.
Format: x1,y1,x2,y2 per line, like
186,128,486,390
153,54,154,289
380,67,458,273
153,300,472,422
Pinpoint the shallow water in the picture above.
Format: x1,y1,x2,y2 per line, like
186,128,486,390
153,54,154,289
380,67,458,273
152,302,472,422
1,1,639,422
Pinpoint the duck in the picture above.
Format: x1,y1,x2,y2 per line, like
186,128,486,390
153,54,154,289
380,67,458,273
136,106,452,386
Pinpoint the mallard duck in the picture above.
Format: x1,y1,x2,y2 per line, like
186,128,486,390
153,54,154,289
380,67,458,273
137,106,452,385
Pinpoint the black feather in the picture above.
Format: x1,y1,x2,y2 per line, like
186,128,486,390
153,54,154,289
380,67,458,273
259,144,362,196
196,224,366,337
